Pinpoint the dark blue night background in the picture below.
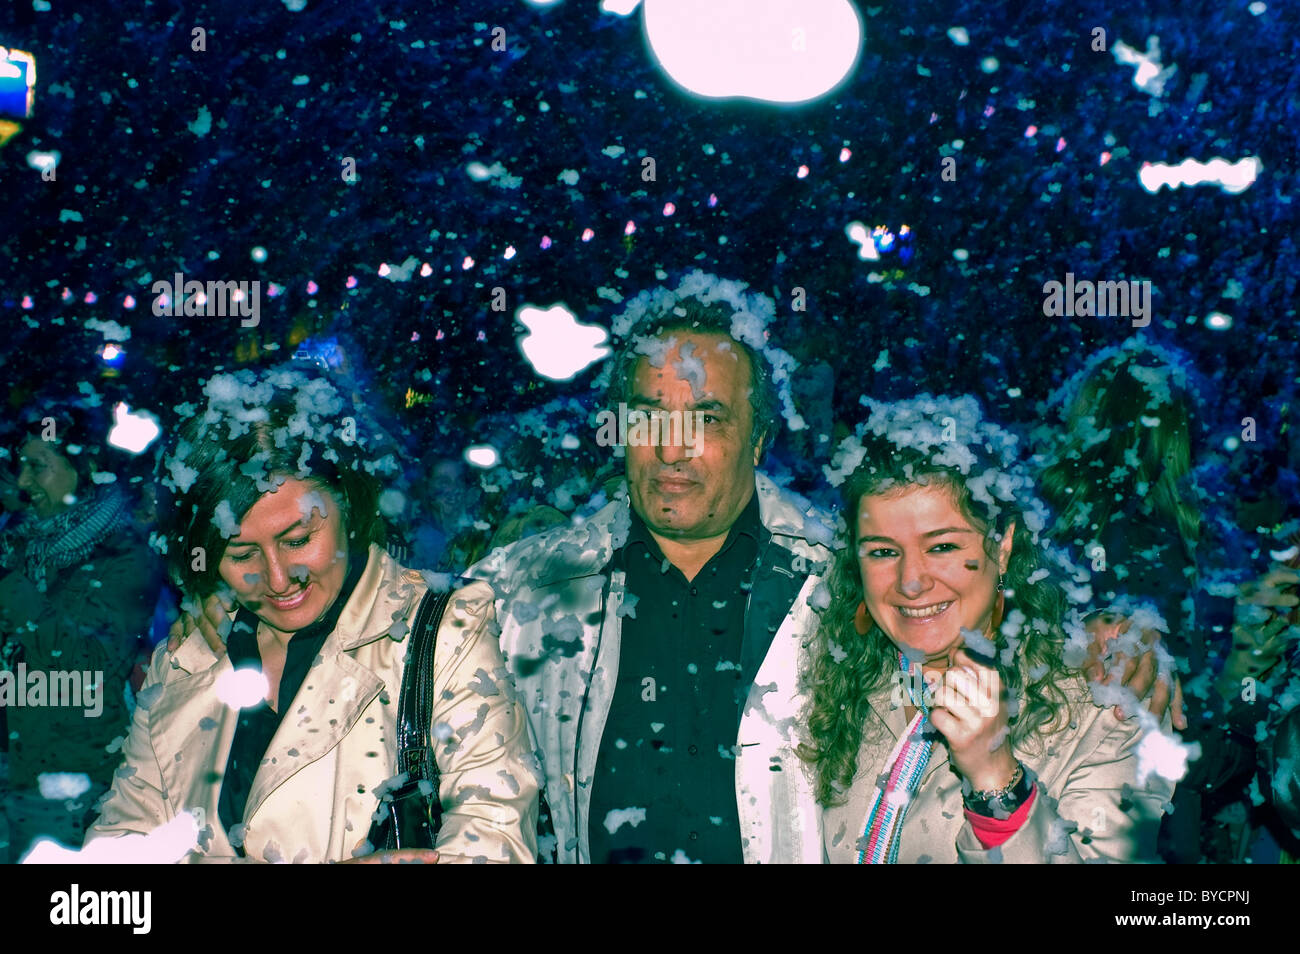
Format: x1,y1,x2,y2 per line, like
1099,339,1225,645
1,0,1298,868
4,0,1296,503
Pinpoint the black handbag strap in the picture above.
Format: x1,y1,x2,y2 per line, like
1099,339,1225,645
395,587,453,782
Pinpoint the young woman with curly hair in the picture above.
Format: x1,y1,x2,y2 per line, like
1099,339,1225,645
800,396,1174,863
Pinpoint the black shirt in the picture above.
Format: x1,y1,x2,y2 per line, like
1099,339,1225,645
587,490,761,863
216,551,367,850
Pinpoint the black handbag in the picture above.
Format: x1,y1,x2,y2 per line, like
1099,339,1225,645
366,587,453,852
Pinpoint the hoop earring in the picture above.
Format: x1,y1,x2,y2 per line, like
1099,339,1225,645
992,575,1005,630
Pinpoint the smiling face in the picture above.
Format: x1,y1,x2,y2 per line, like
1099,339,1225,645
17,438,80,517
218,477,350,638
624,331,762,546
856,481,1014,668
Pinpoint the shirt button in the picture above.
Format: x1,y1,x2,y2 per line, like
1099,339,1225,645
689,831,699,841
688,744,698,755
690,587,698,596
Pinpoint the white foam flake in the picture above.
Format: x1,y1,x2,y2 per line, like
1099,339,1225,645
465,160,521,189
603,807,647,834
212,500,241,539
1111,36,1177,96
25,810,202,864
188,106,212,137
37,772,92,800
107,402,162,454
516,303,611,380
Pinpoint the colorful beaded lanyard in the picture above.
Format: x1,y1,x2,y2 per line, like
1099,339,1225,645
856,652,935,864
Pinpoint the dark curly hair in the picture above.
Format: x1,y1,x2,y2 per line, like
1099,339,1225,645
799,400,1083,807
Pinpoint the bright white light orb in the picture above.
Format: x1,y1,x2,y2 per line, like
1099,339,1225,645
215,667,270,710
642,0,863,104
517,304,612,380
464,445,500,468
844,221,880,260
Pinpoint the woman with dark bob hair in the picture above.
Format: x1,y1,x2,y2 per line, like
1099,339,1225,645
800,395,1177,863
85,367,538,863
0,399,161,862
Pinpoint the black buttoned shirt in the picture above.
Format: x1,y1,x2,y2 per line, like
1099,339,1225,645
587,491,761,864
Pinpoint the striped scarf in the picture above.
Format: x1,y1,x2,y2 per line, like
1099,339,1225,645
857,654,935,864
0,483,131,590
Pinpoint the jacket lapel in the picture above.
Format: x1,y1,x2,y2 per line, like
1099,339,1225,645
241,650,385,824
241,546,417,827
145,648,241,856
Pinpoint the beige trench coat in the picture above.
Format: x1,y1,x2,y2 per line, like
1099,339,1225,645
821,677,1174,863
85,546,538,863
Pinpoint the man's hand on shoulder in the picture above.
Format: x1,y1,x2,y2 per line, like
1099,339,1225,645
166,592,232,655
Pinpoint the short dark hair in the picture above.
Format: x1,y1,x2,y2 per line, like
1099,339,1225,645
605,298,781,459
161,369,385,597
13,400,115,485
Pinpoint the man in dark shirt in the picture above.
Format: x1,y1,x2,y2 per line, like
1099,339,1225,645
589,492,759,862
471,290,832,862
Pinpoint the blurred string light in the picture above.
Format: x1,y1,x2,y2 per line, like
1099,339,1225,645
464,445,500,468
101,343,125,366
641,0,863,104
1204,312,1233,331
107,402,161,454
1138,157,1261,195
516,303,611,381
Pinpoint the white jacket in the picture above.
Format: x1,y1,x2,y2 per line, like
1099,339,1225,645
86,546,539,863
469,474,832,863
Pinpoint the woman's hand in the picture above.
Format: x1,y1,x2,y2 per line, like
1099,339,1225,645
166,592,233,654
928,648,1018,792
1083,613,1187,730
